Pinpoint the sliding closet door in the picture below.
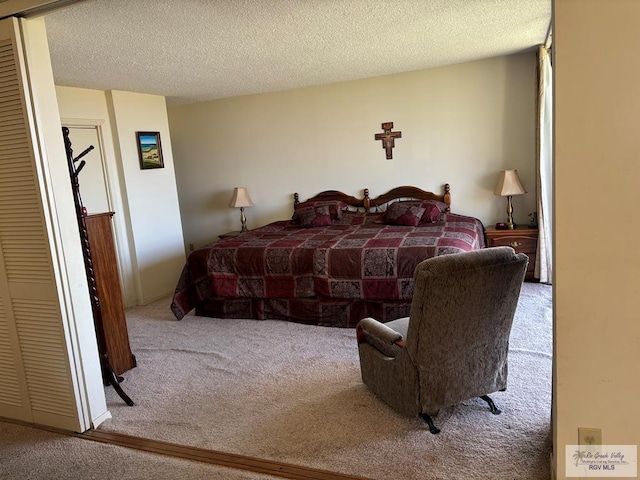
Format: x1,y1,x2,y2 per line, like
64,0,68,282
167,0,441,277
0,17,86,431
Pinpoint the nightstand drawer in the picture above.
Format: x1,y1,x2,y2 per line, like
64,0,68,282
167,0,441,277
486,234,537,253
484,227,539,281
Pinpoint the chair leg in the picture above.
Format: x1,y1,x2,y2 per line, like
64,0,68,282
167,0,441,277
480,395,502,415
420,413,441,434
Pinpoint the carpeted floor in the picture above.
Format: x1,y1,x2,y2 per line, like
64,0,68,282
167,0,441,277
0,419,281,480
94,282,553,480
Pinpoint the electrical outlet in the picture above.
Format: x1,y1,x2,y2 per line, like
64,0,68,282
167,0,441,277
189,243,194,252
578,427,602,446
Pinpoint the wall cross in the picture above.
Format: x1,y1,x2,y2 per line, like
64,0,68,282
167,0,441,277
374,122,402,160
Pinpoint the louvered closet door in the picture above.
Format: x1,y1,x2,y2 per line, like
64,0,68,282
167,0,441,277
0,18,81,430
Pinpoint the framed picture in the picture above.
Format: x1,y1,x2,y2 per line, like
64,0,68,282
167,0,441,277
136,131,164,169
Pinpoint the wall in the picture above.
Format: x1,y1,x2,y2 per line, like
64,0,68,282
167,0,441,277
554,0,640,478
55,87,186,305
168,53,537,251
55,86,137,307
105,91,186,304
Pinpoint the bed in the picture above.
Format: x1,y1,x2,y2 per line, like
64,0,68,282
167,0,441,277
170,185,486,327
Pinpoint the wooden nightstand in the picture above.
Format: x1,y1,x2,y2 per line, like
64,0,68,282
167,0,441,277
218,230,243,239
485,226,538,281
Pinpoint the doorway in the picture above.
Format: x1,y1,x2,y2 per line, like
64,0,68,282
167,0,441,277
66,125,111,214
63,122,136,308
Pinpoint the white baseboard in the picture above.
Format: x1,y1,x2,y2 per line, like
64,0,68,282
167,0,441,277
139,290,173,306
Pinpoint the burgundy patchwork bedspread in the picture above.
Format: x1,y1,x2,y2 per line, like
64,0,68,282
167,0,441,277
171,212,484,320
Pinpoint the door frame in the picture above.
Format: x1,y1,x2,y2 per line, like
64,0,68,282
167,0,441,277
62,118,137,308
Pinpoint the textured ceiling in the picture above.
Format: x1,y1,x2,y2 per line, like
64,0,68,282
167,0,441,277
43,0,551,106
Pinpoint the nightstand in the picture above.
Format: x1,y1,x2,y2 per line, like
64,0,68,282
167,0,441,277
485,226,538,281
218,230,243,240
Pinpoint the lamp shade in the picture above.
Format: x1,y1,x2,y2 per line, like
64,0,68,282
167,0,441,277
229,187,254,208
494,169,527,197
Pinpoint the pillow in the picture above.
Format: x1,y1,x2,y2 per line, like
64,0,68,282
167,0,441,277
376,199,448,225
421,202,446,223
293,205,332,227
292,200,346,223
383,203,426,227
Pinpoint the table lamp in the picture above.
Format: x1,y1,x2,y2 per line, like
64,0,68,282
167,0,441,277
494,169,526,229
229,187,254,232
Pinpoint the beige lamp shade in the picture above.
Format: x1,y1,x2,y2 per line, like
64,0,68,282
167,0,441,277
229,187,254,208
494,169,527,197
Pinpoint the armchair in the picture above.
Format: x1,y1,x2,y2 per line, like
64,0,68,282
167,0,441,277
356,246,528,433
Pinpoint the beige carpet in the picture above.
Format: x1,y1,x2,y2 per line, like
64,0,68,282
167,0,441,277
97,282,552,480
0,419,280,480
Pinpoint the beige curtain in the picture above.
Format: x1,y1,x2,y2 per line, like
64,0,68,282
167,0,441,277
535,46,553,283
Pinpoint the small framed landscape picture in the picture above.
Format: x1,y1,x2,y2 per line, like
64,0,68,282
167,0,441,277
136,131,164,169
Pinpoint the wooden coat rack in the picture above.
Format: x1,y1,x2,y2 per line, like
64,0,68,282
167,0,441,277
62,126,134,406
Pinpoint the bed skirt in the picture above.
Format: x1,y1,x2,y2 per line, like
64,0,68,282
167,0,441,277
194,297,412,328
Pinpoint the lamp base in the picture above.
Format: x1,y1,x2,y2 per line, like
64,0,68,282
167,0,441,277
240,206,248,232
505,195,516,230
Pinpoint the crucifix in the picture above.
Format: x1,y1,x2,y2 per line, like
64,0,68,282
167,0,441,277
374,122,402,159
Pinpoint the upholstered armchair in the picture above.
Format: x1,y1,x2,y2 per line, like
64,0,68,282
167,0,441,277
356,246,528,433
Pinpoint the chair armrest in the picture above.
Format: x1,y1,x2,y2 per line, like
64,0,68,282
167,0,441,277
356,317,404,357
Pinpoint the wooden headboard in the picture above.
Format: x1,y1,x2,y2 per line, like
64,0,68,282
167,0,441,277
365,184,451,212
293,190,366,210
293,184,451,212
